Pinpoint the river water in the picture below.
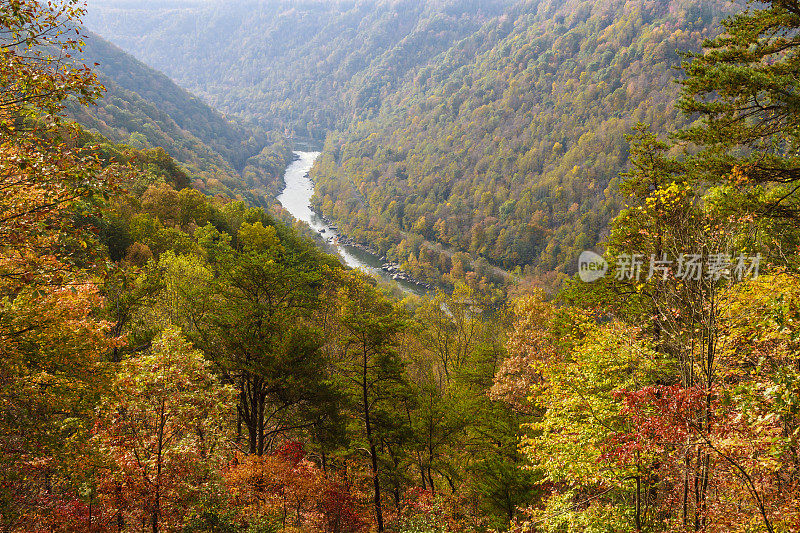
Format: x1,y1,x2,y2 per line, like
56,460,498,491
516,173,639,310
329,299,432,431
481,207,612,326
276,151,424,295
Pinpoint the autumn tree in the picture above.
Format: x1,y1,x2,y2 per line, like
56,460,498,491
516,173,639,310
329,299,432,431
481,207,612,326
223,445,365,533
1,0,106,294
0,1,118,529
95,328,234,533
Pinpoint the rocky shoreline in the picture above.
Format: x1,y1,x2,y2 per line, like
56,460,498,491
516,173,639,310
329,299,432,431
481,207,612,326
316,213,433,291
283,151,432,293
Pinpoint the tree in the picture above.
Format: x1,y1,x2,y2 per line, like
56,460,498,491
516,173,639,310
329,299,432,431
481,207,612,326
223,447,365,533
0,1,115,529
101,260,163,362
507,293,668,531
678,0,800,267
1,0,106,296
0,283,115,531
95,328,234,533
203,230,341,456
413,283,483,385
334,273,411,532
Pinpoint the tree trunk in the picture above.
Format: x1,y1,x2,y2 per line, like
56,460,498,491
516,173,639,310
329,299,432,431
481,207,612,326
257,385,265,455
241,373,267,455
634,474,641,532
116,483,124,532
363,349,384,532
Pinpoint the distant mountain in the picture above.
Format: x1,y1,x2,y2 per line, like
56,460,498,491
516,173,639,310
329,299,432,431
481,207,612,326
83,0,735,285
69,29,292,202
83,0,510,140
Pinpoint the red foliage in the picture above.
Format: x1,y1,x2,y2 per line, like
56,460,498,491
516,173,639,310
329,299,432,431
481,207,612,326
401,487,438,514
224,450,366,533
319,481,364,533
598,384,800,532
603,385,708,462
2,481,113,533
273,440,307,467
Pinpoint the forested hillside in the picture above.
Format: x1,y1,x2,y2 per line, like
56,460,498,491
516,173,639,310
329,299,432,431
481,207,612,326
309,0,733,286
6,1,800,532
68,30,293,203
83,0,510,139
84,0,736,286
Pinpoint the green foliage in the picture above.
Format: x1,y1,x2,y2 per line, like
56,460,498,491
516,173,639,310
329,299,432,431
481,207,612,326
396,509,448,533
677,0,800,269
306,0,733,285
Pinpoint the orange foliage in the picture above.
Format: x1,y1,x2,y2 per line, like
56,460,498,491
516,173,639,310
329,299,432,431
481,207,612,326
223,448,365,533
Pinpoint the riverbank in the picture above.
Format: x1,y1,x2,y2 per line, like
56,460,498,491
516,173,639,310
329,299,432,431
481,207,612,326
316,214,434,291
276,151,431,295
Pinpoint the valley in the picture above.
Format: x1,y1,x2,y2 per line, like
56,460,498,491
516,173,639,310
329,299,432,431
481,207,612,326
83,0,735,289
4,1,800,532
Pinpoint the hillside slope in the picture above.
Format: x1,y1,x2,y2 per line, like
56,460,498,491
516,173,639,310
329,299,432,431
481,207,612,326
83,0,510,139
309,0,732,284
69,30,292,202
83,0,735,286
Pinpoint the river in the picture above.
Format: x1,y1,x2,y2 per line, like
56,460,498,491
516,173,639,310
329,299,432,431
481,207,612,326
276,151,426,295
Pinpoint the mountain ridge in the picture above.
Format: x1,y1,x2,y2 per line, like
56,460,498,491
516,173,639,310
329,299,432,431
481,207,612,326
68,28,293,202
82,0,736,287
